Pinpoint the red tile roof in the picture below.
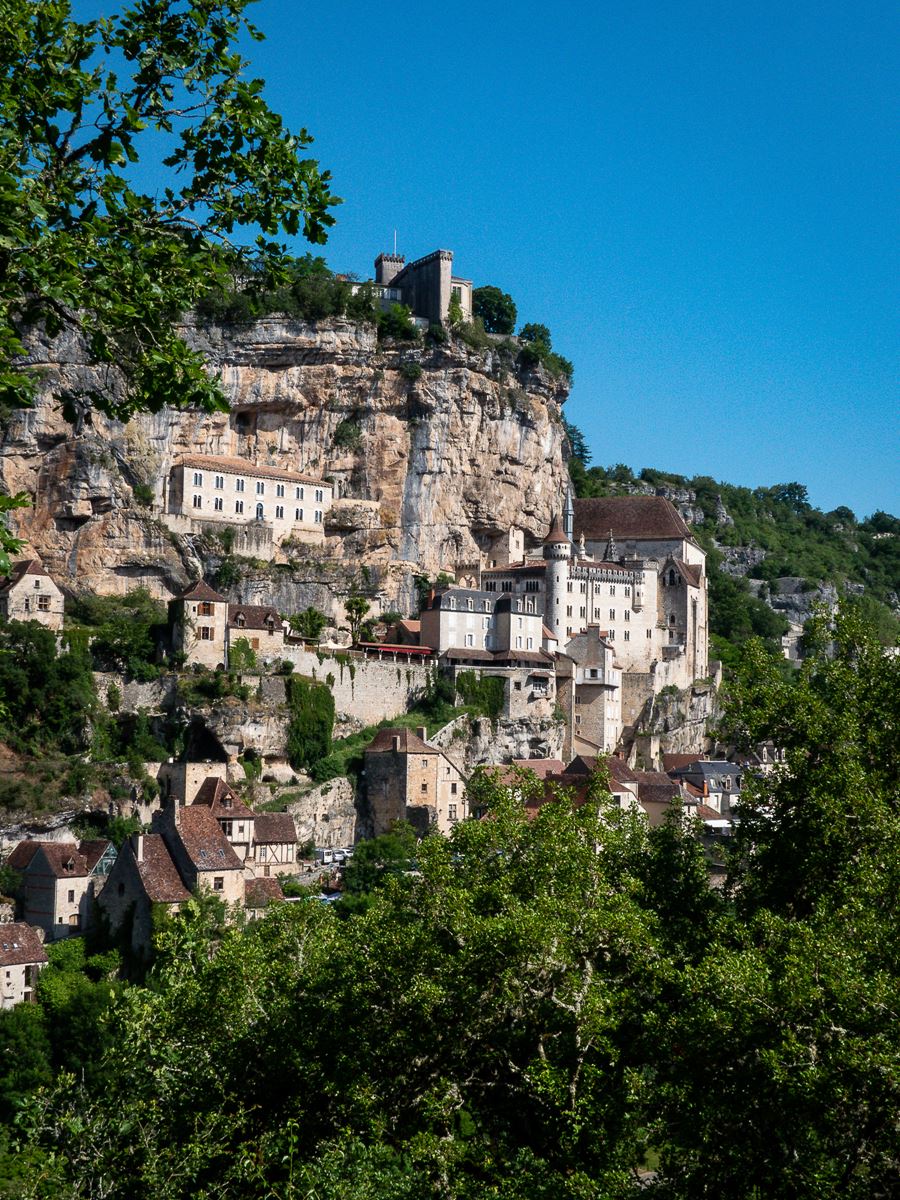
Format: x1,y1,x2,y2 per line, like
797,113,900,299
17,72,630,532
174,454,324,486
253,813,296,844
544,513,570,544
6,841,41,871
366,727,436,755
695,804,723,821
573,496,694,543
133,836,192,903
662,753,706,772
0,923,47,967
23,840,112,878
245,877,285,907
179,580,227,603
192,777,254,820
512,758,566,778
227,603,282,631
174,808,244,871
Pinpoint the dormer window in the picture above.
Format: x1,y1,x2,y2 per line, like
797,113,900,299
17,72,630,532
235,613,245,627
222,796,232,809
467,599,473,611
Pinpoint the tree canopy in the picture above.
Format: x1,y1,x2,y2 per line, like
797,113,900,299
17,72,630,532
0,0,338,424
472,285,517,335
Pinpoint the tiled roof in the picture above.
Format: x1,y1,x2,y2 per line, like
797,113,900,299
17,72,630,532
174,808,244,871
512,759,566,778
544,513,570,545
6,841,41,871
366,727,436,755
0,559,50,594
174,454,325,486
78,840,115,872
253,813,296,844
192,777,254,820
635,771,681,807
667,558,703,587
227,603,282,631
178,580,227,603
573,496,694,542
696,804,725,821
245,877,285,907
133,836,192,903
440,647,495,662
481,561,546,576
26,840,112,878
662,753,706,772
0,923,47,967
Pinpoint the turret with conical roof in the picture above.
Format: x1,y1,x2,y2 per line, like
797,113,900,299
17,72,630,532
542,512,571,635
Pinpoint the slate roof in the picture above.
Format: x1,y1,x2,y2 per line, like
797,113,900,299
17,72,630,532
669,760,742,782
174,453,324,486
366,728,436,755
227,603,282,631
635,771,682,807
0,923,47,967
671,559,703,587
0,559,51,594
480,561,546,575
132,836,192,903
192,777,254,820
253,813,297,844
174,808,244,871
178,580,227,603
573,496,694,543
245,877,285,907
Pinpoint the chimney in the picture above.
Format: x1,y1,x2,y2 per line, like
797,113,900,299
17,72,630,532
135,834,144,863
416,726,428,742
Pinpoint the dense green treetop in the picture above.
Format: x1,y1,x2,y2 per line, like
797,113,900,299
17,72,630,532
472,285,517,335
0,0,338,424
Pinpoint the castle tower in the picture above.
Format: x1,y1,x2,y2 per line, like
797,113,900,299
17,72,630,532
543,513,571,637
374,253,405,286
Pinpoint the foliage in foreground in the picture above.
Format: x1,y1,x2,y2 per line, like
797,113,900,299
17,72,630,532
3,607,899,1198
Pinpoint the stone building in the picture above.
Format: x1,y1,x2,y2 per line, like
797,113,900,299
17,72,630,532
364,726,467,837
164,454,332,547
372,249,473,326
95,834,191,959
556,627,623,758
0,559,64,630
9,840,116,940
170,581,285,669
0,923,48,1008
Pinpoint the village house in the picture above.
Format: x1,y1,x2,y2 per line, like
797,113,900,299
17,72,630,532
163,454,333,548
364,727,467,837
0,559,64,630
556,627,624,758
249,813,299,877
665,758,743,817
370,249,473,326
95,834,191,959
170,581,285,669
187,776,298,875
8,839,116,940
0,922,48,1008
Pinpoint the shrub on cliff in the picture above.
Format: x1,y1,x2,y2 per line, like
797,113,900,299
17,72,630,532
285,675,335,773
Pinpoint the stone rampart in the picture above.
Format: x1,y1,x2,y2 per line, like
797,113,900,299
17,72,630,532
281,646,431,725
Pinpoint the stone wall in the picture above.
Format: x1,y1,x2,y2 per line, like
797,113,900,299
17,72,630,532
281,646,432,725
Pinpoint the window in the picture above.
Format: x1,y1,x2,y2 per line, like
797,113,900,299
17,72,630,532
567,581,573,593
451,782,458,795
485,581,497,592
68,889,75,903
646,629,653,638
468,599,473,611
501,580,512,592
213,876,224,892
199,626,213,640
23,597,30,612
465,633,474,647
256,481,265,495
315,488,323,502
222,820,233,836
566,605,572,617
235,500,244,514
527,637,533,649
214,475,224,489
296,508,303,521
315,510,322,523
235,613,245,627
38,595,51,611
235,478,245,492
214,497,223,512
296,486,303,499
624,610,630,621
421,759,428,768
275,505,284,519
514,680,522,690
624,630,630,641
515,636,523,648
259,846,267,860
610,585,616,595
608,629,615,639
198,602,213,616
625,585,631,595
669,570,677,586
276,483,285,497
594,608,600,620
580,606,586,618
609,609,616,620
421,781,428,794
255,503,264,519
517,616,523,628
193,471,203,486
34,580,40,589
192,494,202,508
448,804,457,822
525,580,540,593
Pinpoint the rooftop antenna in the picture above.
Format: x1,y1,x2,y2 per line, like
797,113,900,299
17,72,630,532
393,229,397,255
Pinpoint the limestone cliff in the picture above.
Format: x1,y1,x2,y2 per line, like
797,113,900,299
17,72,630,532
1,318,569,609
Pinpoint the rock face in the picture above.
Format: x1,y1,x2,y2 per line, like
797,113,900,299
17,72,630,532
2,318,569,610
431,714,566,773
629,682,722,768
284,776,357,849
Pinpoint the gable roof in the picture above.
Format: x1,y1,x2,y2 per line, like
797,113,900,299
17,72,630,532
0,922,48,967
0,559,52,595
173,808,244,871
192,777,254,820
573,496,694,543
131,836,192,903
634,770,682,807
253,813,296,844
227,603,282,631
512,758,566,778
179,580,227,603
662,753,706,772
174,454,324,486
28,840,113,878
6,841,42,871
366,727,436,755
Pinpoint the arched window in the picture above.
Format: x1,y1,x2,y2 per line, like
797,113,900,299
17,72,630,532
255,502,264,520
668,569,677,586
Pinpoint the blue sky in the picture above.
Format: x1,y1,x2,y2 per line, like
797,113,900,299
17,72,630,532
75,1,898,516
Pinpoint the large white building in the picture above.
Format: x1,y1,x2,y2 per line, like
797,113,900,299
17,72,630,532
165,454,332,546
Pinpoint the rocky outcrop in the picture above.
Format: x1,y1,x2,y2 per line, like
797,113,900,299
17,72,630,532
284,776,357,848
628,682,722,768
2,318,569,610
713,541,768,578
431,713,566,773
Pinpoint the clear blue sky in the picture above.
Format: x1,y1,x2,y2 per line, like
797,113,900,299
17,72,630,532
78,0,899,517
